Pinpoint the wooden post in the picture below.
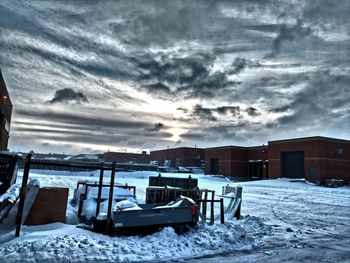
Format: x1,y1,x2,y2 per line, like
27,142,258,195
220,198,225,224
95,166,104,217
210,191,215,225
15,154,32,237
106,162,116,233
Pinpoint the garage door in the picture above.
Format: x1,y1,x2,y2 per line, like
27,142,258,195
281,151,305,178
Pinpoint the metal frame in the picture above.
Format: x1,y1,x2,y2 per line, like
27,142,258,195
15,154,124,237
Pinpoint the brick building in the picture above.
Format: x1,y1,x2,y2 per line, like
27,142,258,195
103,151,151,164
205,145,268,179
204,136,350,185
0,69,12,151
150,147,204,168
268,136,350,185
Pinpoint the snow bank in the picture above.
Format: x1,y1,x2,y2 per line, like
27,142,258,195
0,216,270,262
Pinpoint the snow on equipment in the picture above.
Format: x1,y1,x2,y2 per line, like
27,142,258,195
11,154,240,237
0,153,19,195
221,184,243,219
105,196,199,235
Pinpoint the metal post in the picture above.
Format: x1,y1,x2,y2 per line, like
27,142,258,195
236,186,242,199
15,154,32,237
106,162,116,233
95,166,104,217
210,191,215,225
234,186,242,219
220,198,225,224
203,190,208,221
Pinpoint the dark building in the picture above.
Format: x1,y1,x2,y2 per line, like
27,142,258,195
0,69,12,151
205,145,268,179
150,147,204,168
103,151,151,164
204,136,350,185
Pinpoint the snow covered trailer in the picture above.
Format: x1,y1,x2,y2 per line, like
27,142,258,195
114,204,199,234
93,200,199,235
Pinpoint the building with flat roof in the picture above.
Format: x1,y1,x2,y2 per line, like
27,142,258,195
0,69,12,151
150,147,204,168
204,136,350,185
103,151,151,164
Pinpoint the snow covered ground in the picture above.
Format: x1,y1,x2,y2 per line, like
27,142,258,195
0,170,349,262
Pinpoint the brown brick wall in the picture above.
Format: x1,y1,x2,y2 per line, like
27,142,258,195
103,152,151,164
268,139,321,179
205,146,268,178
205,147,233,176
0,70,12,151
25,187,69,225
150,147,204,167
268,137,350,184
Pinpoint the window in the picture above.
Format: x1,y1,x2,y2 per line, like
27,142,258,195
337,147,344,154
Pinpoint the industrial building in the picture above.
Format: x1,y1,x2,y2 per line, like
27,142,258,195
150,147,204,168
205,145,268,180
152,136,349,185
205,136,349,185
103,151,151,164
0,69,12,151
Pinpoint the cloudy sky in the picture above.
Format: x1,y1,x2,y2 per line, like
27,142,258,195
0,0,349,154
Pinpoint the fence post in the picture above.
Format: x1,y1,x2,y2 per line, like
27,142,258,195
220,198,225,224
15,154,32,237
235,186,242,219
96,166,104,217
210,191,215,225
106,162,116,233
203,190,208,221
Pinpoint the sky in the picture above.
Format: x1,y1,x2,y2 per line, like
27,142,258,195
0,0,349,154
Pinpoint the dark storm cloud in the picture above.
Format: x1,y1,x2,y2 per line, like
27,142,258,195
1,0,350,153
230,57,248,75
192,105,217,122
134,52,238,98
216,106,241,116
272,21,311,55
49,88,88,104
181,123,248,142
270,71,350,129
112,1,244,47
15,126,173,139
191,105,243,121
246,107,260,116
11,131,172,148
146,123,166,132
15,109,149,129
